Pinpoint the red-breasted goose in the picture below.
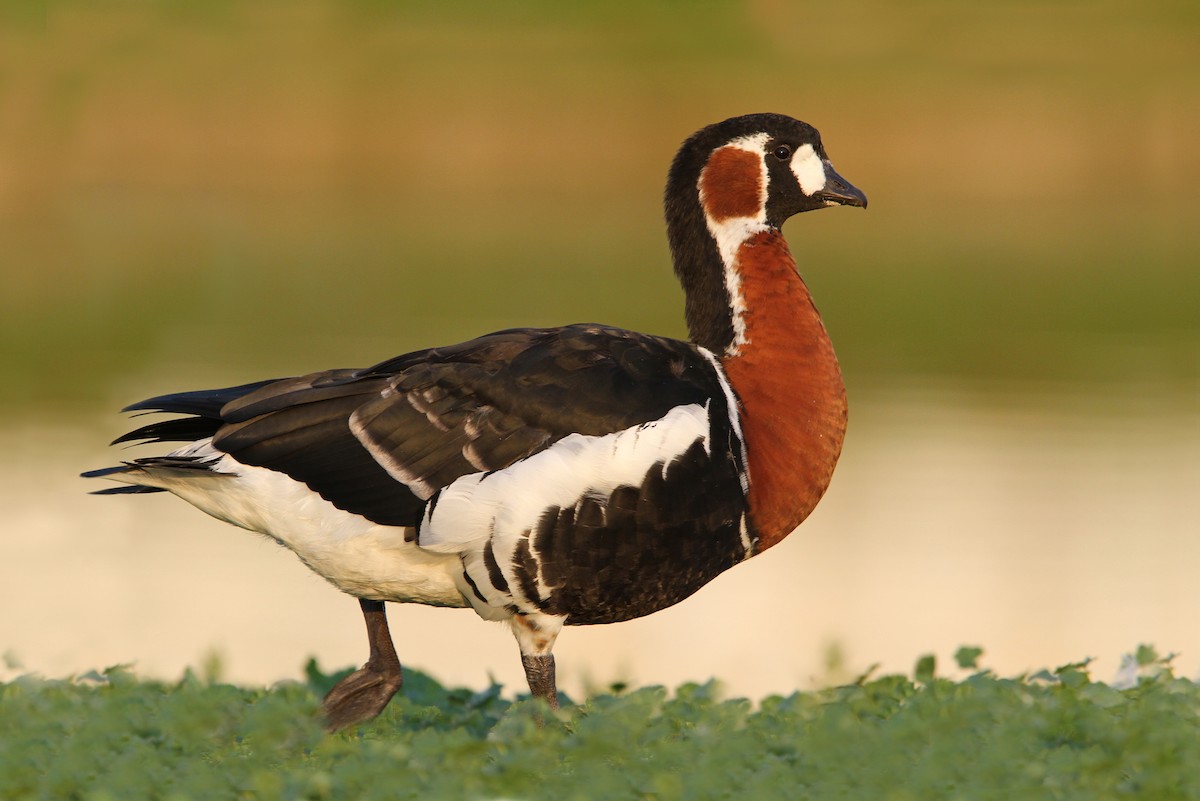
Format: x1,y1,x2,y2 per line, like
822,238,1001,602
84,113,867,729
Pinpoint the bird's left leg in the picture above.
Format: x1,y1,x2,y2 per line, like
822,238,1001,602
322,598,404,731
509,612,564,709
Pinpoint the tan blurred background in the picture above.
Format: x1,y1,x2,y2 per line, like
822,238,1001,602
2,1,1197,695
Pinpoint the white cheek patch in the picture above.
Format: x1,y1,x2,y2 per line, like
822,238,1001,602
791,144,827,196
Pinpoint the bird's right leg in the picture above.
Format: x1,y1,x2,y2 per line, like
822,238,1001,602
510,613,564,710
322,598,404,731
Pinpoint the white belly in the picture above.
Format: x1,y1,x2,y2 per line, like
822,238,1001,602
159,452,467,607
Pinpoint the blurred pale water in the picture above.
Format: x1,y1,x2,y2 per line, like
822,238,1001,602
3,389,1196,695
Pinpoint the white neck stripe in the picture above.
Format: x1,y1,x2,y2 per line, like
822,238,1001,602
697,135,771,357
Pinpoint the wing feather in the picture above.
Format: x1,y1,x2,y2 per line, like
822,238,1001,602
192,325,725,527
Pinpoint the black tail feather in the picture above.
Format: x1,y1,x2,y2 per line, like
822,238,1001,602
88,380,281,500
81,463,165,493
90,485,166,495
122,379,283,417
127,455,222,472
82,455,221,487
105,378,285,450
81,465,133,479
112,417,225,446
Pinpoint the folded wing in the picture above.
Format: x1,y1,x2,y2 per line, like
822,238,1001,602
204,325,725,528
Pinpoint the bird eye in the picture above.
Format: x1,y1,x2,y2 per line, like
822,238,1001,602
773,145,793,160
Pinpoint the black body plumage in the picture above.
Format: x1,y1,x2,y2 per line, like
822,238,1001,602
104,324,751,622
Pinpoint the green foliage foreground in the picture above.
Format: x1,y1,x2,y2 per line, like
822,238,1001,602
3,648,1199,801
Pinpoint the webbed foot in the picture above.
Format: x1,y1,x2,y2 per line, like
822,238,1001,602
322,598,402,731
323,658,403,731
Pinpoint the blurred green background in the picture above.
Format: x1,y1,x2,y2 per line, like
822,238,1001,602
3,0,1196,416
1,1,1198,692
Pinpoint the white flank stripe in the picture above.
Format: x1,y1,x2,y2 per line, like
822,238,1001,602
417,403,711,607
791,143,827,196
696,347,749,494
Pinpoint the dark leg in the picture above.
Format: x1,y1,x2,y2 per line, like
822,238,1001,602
322,598,403,731
521,653,559,710
510,613,563,711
